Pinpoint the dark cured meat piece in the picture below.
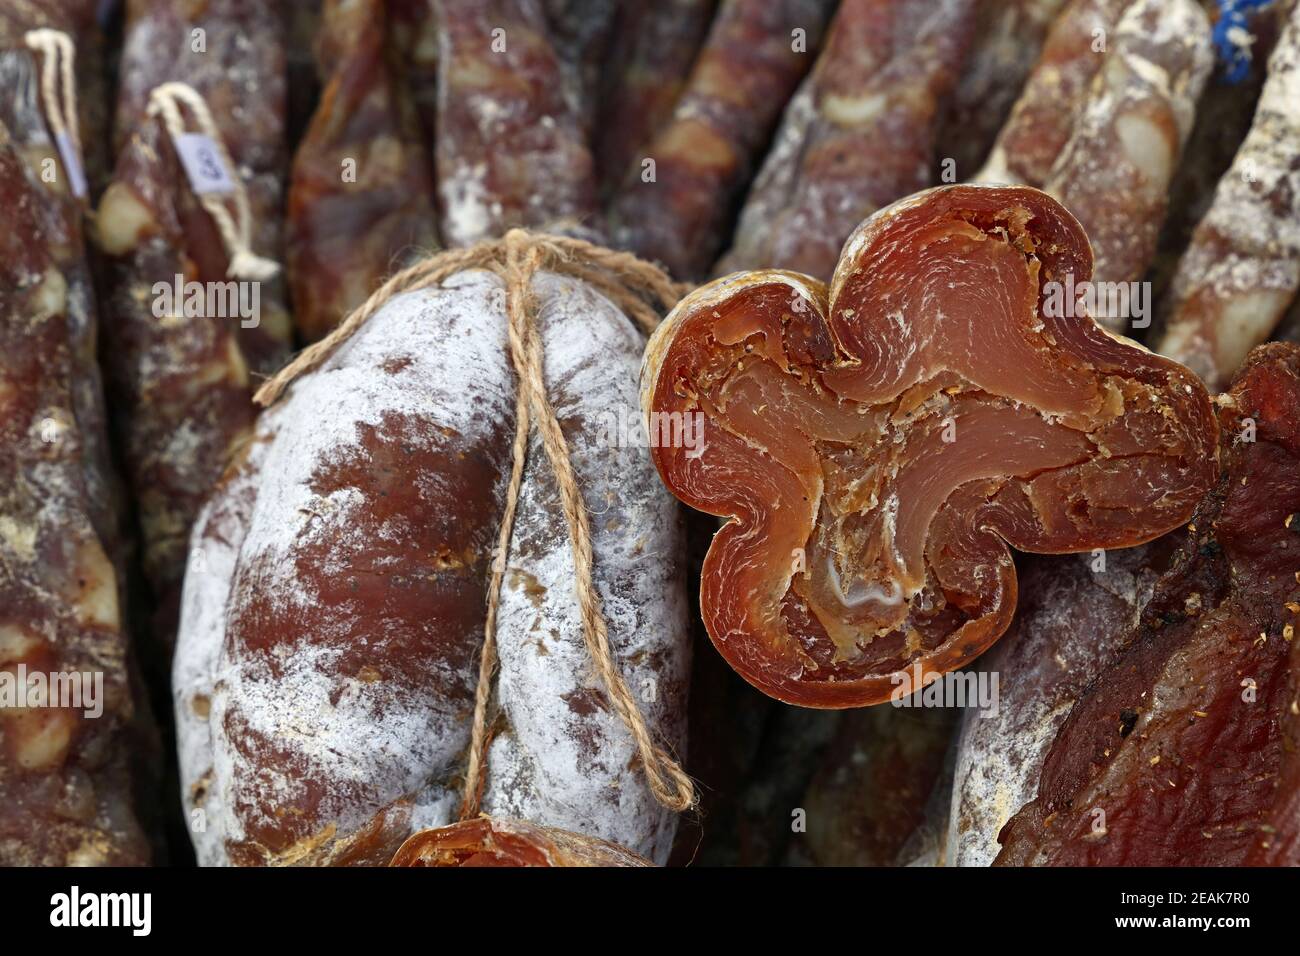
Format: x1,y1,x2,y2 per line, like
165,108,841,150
714,0,979,282
593,0,716,198
433,0,600,245
0,129,150,866
935,0,1067,179
946,546,1166,866
997,342,1300,866
1246,617,1299,864
643,184,1219,707
604,0,836,280
286,0,437,342
391,817,651,866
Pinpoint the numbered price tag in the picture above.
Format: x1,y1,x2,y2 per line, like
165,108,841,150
54,131,87,199
172,132,237,195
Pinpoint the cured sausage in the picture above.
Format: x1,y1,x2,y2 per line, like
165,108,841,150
936,0,1067,178
604,0,836,280
433,0,600,245
0,129,151,866
174,255,690,865
1156,0,1300,390
945,546,1164,866
1039,0,1213,322
95,0,290,646
715,0,979,281
593,0,716,197
286,0,438,342
975,0,1125,187
642,184,1218,708
0,44,121,559
997,343,1300,866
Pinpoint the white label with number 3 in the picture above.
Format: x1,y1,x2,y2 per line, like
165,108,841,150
173,132,236,195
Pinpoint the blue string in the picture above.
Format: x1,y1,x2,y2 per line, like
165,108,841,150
1213,0,1274,83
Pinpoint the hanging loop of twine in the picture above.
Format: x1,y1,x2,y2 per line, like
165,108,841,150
255,231,695,815
145,81,280,281
24,29,82,190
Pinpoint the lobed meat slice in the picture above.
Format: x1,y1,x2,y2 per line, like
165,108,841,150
390,817,651,867
997,342,1300,866
642,183,1218,707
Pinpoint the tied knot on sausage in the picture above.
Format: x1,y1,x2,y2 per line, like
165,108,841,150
642,183,1220,708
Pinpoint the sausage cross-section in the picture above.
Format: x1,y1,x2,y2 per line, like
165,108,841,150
642,184,1218,707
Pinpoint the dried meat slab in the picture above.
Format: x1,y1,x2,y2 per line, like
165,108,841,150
287,0,438,342
996,342,1300,866
642,184,1218,707
0,128,151,867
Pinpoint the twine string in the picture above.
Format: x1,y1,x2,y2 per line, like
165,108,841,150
255,231,695,815
24,29,82,192
145,81,280,281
